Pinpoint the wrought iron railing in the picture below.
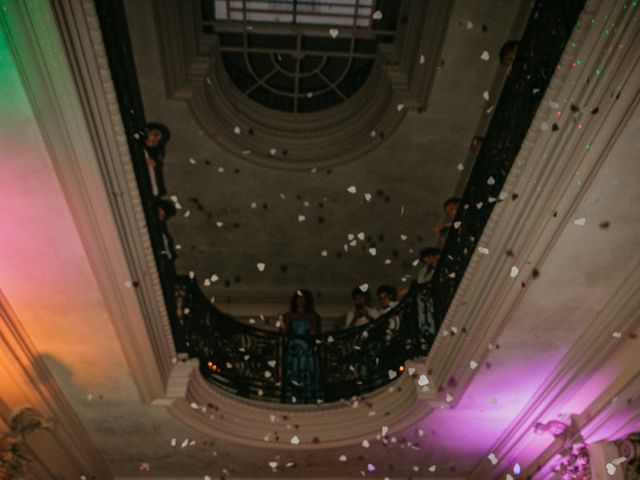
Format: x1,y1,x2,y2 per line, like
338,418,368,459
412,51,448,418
432,0,586,323
172,276,436,403
96,0,585,404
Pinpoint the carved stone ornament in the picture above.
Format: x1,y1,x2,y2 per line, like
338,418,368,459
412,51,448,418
0,408,53,480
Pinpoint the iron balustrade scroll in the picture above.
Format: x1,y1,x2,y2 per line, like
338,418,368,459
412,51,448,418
431,0,586,324
173,277,436,403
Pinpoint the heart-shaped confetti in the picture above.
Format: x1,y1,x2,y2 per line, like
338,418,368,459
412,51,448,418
269,461,278,469
429,465,436,472
396,104,405,112
359,283,369,292
418,374,429,386
362,439,370,448
384,258,391,264
466,20,473,29
339,454,347,462
364,193,372,202
329,28,339,38
606,463,616,475
488,453,498,465
372,10,383,19
446,393,453,402
298,214,306,222
480,50,490,61
347,185,357,194
257,262,266,272
320,250,328,257
487,176,495,185
233,126,241,134
368,248,377,256
457,163,464,170
290,435,300,445
510,266,519,278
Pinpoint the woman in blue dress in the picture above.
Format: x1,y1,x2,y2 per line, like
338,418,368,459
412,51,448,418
283,289,322,403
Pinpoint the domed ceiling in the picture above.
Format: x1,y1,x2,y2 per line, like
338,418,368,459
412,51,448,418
126,0,531,319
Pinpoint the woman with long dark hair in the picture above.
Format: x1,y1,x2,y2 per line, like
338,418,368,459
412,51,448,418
283,289,322,403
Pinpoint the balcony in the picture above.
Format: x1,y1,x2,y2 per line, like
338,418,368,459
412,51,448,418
95,0,585,406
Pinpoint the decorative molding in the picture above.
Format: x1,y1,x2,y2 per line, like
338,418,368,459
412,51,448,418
162,362,439,449
0,290,112,478
151,0,452,169
1,0,178,404
425,0,637,418
0,408,54,480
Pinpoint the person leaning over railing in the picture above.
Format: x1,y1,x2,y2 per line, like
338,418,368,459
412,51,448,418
142,122,171,197
343,286,380,329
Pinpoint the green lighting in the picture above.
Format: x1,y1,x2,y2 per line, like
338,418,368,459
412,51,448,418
591,18,597,24
596,68,601,76
576,60,582,65
571,42,576,48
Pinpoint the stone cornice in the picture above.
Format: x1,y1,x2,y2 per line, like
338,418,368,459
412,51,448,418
160,360,439,449
0,290,112,478
414,0,640,476
3,0,178,404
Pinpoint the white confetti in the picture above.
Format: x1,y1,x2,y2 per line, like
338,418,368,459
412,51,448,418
188,271,195,279
487,176,495,185
183,209,190,217
298,214,306,222
264,370,272,378
384,258,392,264
188,157,196,164
400,234,408,241
429,465,436,472
457,163,464,171
612,331,622,338
606,463,616,475
347,185,357,194
370,130,377,138
480,50,490,61
506,475,514,480
396,104,405,112
510,266,519,278
215,221,223,227
362,439,370,448
541,121,550,131
257,263,266,272
381,426,388,436
269,461,278,469
357,232,365,240
418,374,429,386
217,166,225,173
470,360,478,369
320,249,328,257
203,278,211,287
210,274,219,282
267,360,276,367
329,28,339,38
483,90,490,100
466,20,473,29
233,126,241,134
364,193,372,202
453,221,462,229
368,248,377,256
478,246,489,255
269,148,277,156
419,54,426,64
339,454,347,462
446,393,453,402
359,283,369,292
573,217,586,226
388,369,397,379
124,280,133,288
290,435,300,445
488,453,498,465
612,457,628,466
372,10,383,19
